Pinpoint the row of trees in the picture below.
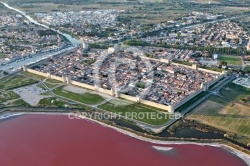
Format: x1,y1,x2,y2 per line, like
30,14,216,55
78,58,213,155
89,43,109,49
123,40,243,55
37,30,56,37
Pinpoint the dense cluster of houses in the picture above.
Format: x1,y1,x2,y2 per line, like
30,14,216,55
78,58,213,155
142,21,247,49
32,48,219,106
0,15,64,65
35,10,118,28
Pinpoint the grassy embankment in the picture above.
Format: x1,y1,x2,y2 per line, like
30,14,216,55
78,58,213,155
53,86,105,105
175,91,210,112
98,99,170,126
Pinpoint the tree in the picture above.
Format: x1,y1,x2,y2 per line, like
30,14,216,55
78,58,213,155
3,71,8,75
221,61,227,66
109,33,115,37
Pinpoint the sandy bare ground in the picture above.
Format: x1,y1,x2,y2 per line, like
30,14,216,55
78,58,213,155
13,84,48,106
63,86,87,94
63,85,110,99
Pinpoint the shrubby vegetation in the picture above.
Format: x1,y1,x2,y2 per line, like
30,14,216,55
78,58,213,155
172,59,192,66
124,40,243,55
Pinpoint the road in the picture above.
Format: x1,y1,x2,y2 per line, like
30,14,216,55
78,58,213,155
15,74,235,132
0,73,236,133
0,1,241,131
30,81,169,131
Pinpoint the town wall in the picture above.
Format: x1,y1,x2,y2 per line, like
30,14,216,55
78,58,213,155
25,65,223,113
172,62,223,75
197,67,222,75
207,74,224,87
119,94,138,102
141,56,161,62
143,55,223,75
71,81,96,91
98,87,113,96
173,89,203,110
140,99,172,112
172,62,194,69
50,74,64,82
173,72,224,110
26,68,48,78
118,94,172,113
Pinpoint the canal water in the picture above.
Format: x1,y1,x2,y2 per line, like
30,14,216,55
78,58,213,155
0,2,81,72
1,2,81,46
0,114,248,166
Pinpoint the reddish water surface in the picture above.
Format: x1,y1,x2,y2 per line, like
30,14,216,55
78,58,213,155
0,114,247,166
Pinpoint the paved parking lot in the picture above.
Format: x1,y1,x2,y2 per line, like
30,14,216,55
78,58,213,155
13,84,49,106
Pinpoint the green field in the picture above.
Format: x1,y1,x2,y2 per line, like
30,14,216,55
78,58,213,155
220,82,250,105
36,83,46,90
98,99,170,126
244,65,250,72
2,0,188,24
22,72,62,89
53,86,105,105
2,0,249,25
44,81,61,89
219,55,241,66
6,99,30,107
46,79,62,84
0,75,38,90
188,95,250,145
0,91,19,103
22,71,46,80
37,97,87,109
188,80,250,145
40,91,50,96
